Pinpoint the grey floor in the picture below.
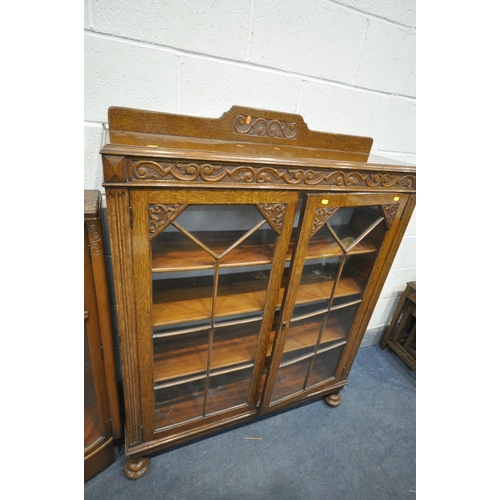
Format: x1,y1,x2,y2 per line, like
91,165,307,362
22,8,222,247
84,345,416,500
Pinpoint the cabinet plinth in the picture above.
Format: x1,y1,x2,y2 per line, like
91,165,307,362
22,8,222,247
101,105,416,479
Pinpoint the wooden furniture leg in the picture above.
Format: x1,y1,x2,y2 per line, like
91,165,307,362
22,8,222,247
324,391,342,407
124,456,150,480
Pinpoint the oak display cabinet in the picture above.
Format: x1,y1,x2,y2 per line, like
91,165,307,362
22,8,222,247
101,105,416,479
84,190,122,481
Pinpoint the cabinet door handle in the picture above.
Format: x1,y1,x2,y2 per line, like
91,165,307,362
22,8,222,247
281,321,287,331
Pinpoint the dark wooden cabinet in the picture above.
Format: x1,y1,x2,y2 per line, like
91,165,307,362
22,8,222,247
380,281,416,370
101,106,416,479
84,190,122,481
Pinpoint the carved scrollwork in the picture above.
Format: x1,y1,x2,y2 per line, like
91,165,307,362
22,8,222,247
132,160,415,191
256,203,287,235
234,115,298,139
87,223,103,254
149,204,187,240
311,207,339,236
380,204,400,229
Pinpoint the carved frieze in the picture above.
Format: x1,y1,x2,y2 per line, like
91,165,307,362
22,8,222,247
132,160,415,191
234,114,299,139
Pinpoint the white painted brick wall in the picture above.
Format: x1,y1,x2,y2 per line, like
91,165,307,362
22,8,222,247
84,0,416,345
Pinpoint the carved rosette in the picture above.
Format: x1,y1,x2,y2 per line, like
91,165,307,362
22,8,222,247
256,204,287,235
311,207,339,236
132,160,415,192
380,204,399,229
87,223,103,254
149,204,187,240
234,115,298,139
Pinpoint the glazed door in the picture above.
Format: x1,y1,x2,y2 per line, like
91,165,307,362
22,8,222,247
84,227,114,480
131,188,299,440
262,192,409,411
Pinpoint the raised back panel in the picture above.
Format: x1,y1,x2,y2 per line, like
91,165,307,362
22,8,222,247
108,106,373,154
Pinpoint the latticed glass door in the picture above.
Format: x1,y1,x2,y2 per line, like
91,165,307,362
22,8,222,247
262,192,407,409
130,189,299,437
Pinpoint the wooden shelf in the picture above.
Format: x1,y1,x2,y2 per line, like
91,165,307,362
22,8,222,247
284,312,351,354
271,342,345,404
153,291,358,387
155,378,205,428
152,230,378,273
152,271,364,328
153,322,260,384
152,273,268,327
154,365,252,430
152,230,276,272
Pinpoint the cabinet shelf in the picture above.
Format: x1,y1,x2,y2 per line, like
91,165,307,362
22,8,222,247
152,289,359,387
280,339,346,369
285,312,352,354
153,321,260,385
152,230,276,272
152,272,363,327
154,364,253,430
152,230,377,273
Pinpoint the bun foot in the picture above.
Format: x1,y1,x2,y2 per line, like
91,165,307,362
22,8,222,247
324,393,342,407
124,456,150,480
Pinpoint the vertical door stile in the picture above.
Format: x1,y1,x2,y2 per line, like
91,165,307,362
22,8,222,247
260,194,317,412
131,190,156,441
247,194,299,410
203,260,220,417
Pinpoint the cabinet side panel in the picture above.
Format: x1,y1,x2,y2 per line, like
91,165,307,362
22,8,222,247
105,188,143,448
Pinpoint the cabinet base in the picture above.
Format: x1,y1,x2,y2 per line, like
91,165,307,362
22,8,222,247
324,393,342,407
124,457,150,480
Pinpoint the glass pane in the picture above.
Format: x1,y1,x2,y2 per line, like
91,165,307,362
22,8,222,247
153,204,276,271
153,330,210,383
152,271,215,327
155,377,206,429
271,357,312,403
215,268,270,318
321,301,361,345
211,321,262,370
296,258,339,307
306,344,345,388
84,322,104,448
206,367,253,415
152,226,214,272
150,202,285,430
283,307,327,356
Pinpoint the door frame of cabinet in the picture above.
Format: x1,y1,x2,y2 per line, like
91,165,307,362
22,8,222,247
260,191,413,413
108,187,415,464
114,187,300,450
